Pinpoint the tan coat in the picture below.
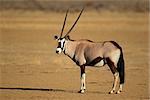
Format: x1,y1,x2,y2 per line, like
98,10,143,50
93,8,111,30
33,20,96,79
64,40,120,66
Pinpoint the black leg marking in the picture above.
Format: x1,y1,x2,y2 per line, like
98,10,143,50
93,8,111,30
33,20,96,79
106,58,118,74
80,65,85,76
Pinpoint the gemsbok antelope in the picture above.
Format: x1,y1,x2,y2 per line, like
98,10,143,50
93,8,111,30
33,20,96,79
54,8,125,94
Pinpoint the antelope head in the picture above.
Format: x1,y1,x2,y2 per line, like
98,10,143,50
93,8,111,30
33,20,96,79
54,8,84,54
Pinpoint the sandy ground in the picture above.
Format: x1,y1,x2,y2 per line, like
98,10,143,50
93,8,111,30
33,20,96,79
0,10,149,100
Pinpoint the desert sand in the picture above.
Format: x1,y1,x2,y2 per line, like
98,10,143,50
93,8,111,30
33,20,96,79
0,1,149,99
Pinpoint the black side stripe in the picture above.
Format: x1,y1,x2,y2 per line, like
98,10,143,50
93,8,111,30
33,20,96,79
86,57,106,66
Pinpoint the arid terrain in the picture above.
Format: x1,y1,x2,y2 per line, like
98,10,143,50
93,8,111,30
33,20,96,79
0,0,149,100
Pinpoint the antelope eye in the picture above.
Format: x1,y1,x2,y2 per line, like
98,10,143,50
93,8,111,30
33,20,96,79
54,35,58,40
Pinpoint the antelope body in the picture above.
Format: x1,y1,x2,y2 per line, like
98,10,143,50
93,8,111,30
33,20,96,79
54,8,125,94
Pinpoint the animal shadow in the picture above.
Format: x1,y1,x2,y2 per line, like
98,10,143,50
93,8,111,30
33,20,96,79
0,87,105,94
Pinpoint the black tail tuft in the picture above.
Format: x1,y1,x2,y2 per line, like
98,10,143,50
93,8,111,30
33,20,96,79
117,49,125,84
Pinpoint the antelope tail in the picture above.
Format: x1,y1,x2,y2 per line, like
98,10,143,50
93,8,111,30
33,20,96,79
117,48,125,84
110,41,125,84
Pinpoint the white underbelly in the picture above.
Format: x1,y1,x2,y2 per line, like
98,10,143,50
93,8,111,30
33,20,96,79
94,60,104,67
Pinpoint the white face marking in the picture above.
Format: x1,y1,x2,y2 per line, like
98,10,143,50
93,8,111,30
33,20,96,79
56,38,66,54
58,38,65,48
56,48,62,54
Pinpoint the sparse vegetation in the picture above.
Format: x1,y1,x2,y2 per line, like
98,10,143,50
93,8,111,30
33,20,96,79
0,0,149,12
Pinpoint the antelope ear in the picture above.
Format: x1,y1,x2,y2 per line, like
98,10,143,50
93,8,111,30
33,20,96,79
65,35,70,40
54,35,58,40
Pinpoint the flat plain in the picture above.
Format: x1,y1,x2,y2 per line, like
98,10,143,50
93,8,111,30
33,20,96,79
0,1,149,99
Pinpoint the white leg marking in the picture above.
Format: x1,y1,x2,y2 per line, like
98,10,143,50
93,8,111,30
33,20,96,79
80,73,86,93
110,72,119,94
117,84,123,94
83,73,86,90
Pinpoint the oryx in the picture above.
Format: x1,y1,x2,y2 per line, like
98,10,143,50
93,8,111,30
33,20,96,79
54,8,125,94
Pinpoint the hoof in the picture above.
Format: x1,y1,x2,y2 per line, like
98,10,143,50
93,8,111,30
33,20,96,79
78,90,85,94
109,90,115,94
116,90,122,94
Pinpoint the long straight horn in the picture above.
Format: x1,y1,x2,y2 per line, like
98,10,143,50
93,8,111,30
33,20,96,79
60,9,69,38
64,8,84,37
